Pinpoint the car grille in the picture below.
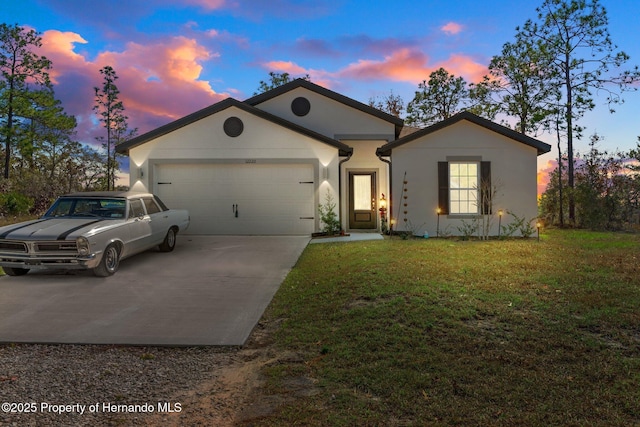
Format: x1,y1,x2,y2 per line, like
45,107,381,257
0,240,79,254
35,242,78,252
0,240,28,253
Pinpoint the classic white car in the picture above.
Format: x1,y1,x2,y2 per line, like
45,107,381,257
0,191,189,277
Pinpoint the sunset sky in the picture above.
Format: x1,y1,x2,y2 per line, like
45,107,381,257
3,0,640,192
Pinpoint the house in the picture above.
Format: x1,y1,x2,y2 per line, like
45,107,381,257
116,79,551,236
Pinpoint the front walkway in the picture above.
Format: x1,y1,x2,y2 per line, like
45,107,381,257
309,232,384,244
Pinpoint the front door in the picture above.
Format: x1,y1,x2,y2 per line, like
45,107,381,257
349,172,377,229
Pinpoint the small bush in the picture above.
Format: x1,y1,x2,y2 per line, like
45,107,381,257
457,218,478,240
501,211,537,238
0,191,34,216
318,190,341,235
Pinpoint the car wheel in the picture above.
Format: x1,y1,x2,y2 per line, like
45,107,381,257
93,244,120,277
159,228,177,252
3,267,30,276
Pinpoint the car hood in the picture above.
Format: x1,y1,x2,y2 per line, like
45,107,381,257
0,218,121,241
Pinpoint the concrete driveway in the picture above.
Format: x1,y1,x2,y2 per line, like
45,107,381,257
0,235,309,346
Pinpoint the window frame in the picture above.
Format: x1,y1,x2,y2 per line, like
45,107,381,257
448,161,480,215
438,159,491,216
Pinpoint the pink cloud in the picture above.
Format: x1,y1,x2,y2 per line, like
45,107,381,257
184,0,228,10
537,159,557,197
37,30,229,146
435,53,488,83
339,48,488,84
441,22,464,35
260,60,335,89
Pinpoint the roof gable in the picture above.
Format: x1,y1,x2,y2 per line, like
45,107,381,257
376,111,552,156
116,97,353,156
245,79,404,139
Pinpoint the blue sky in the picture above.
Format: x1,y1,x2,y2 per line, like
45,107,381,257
3,0,640,188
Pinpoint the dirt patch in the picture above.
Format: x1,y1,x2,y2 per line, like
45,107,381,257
146,317,310,426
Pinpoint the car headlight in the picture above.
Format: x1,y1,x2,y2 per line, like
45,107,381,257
76,237,91,256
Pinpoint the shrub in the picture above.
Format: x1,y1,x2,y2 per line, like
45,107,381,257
0,191,34,216
318,190,341,234
501,211,536,238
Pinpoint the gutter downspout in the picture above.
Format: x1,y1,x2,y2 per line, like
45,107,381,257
338,152,353,230
377,151,392,234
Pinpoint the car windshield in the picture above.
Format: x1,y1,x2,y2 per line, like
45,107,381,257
44,197,127,219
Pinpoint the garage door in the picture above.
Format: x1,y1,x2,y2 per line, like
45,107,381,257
155,163,315,235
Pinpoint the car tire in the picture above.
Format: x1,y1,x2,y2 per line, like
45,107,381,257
159,228,177,252
3,267,30,276
93,244,120,277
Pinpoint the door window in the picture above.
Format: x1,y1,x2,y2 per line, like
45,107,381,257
143,197,161,214
129,199,145,218
353,174,372,210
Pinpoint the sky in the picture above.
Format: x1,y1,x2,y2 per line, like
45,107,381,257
3,0,640,192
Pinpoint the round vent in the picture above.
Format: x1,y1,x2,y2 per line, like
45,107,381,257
223,117,244,137
291,97,311,116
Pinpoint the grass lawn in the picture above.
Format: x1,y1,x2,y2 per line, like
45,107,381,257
253,229,640,426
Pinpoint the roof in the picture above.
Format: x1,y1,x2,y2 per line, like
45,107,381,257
244,79,405,139
376,111,552,156
62,191,154,199
115,98,353,156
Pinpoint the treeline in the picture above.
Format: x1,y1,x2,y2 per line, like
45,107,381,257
540,135,640,230
0,24,132,216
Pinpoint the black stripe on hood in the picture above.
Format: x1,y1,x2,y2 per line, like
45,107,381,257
57,219,105,240
0,219,50,239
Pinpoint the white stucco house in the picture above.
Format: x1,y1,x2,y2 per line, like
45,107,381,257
116,79,551,236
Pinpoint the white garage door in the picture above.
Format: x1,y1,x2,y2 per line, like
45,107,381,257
155,163,315,235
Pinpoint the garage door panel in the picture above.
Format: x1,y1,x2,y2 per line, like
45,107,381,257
156,163,314,235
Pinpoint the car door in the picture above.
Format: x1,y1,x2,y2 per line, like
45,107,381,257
125,198,153,254
143,196,170,245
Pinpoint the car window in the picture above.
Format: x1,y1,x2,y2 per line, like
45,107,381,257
143,197,161,215
154,196,169,211
129,199,145,218
46,199,74,217
44,198,126,218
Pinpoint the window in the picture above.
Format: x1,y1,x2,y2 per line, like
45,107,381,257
129,199,145,218
438,161,491,215
143,197,161,214
449,162,478,214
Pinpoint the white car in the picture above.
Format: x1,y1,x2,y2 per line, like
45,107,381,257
0,191,189,277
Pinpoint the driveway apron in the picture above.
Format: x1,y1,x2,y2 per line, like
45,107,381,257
0,236,309,346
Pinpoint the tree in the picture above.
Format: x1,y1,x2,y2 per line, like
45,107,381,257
254,71,310,95
519,0,640,223
486,35,560,135
406,68,468,127
540,134,638,229
0,23,52,179
368,90,405,118
93,66,134,191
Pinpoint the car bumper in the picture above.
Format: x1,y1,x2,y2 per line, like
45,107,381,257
0,253,100,270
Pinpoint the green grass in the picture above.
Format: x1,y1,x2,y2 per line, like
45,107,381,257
251,230,640,426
